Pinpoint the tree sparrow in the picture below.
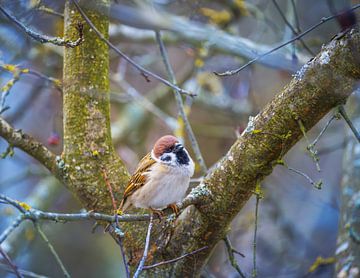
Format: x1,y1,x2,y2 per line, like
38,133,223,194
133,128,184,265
119,135,195,215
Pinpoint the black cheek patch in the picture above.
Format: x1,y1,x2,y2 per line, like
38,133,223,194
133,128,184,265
176,150,189,165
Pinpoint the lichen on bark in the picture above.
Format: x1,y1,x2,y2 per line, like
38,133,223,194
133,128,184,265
62,0,129,213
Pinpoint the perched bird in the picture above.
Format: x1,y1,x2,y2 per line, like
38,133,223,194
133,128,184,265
119,135,194,216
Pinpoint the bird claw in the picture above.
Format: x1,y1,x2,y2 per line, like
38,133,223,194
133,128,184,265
150,207,164,221
167,203,180,216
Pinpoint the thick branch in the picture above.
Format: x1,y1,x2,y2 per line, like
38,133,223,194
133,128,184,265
161,30,360,276
0,117,62,180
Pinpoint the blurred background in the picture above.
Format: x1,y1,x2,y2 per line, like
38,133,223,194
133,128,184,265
0,0,359,277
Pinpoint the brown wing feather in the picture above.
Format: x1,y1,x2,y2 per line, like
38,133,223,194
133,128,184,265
119,153,155,210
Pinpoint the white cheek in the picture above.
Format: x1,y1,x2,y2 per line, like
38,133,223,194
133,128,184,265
160,152,177,166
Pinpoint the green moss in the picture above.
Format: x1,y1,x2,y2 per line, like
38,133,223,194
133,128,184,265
62,0,129,213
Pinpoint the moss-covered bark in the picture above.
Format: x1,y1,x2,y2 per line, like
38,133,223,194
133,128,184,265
152,31,360,277
63,0,129,213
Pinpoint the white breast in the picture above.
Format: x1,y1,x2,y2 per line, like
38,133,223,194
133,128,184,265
130,160,194,209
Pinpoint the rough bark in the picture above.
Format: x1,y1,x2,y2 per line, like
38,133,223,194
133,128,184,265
336,100,360,277
153,31,360,277
1,2,360,276
62,0,129,213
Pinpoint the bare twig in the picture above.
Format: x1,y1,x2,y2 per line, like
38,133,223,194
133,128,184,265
155,31,207,174
338,105,360,143
0,117,59,179
0,64,62,92
272,0,314,56
143,246,208,270
110,221,130,278
252,185,262,278
0,6,83,48
70,0,195,97
0,67,22,114
111,74,177,131
133,214,154,278
0,262,49,278
37,5,64,18
109,4,308,72
215,4,360,76
34,223,70,278
287,165,322,189
0,215,25,244
0,245,23,278
296,118,321,171
223,236,246,278
0,193,204,224
309,113,338,148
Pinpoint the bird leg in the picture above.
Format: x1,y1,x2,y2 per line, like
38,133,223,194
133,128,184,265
167,203,180,216
150,207,164,220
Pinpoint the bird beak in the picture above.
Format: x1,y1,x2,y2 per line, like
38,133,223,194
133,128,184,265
174,143,183,153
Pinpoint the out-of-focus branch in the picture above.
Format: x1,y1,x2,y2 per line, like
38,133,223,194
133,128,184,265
107,3,309,72
0,117,62,181
0,246,23,278
0,64,62,92
34,223,70,278
336,102,360,276
216,4,360,76
0,6,83,48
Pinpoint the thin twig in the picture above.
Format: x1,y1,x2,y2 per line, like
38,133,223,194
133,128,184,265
0,245,23,278
338,105,360,143
0,215,25,244
37,5,64,18
101,168,117,211
112,75,177,131
0,63,62,92
155,31,207,174
111,206,130,278
0,193,202,224
272,0,314,56
252,189,261,278
290,0,301,32
0,6,83,48
70,0,194,97
0,262,49,278
223,236,246,278
215,4,360,76
34,223,71,278
280,163,323,189
143,246,208,270
310,114,338,147
296,118,321,172
133,214,154,278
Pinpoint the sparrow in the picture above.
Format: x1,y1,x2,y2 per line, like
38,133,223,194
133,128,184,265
119,135,194,215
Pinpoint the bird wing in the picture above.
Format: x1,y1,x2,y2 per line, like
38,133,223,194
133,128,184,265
119,152,155,210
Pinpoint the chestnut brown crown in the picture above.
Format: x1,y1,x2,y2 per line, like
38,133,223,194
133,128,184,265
152,135,179,158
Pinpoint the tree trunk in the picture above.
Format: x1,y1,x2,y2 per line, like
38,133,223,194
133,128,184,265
63,0,129,213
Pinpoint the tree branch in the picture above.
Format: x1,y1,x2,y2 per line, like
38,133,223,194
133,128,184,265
0,5,83,48
160,30,360,276
0,117,62,180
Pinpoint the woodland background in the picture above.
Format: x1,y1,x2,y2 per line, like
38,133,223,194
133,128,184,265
0,0,360,277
